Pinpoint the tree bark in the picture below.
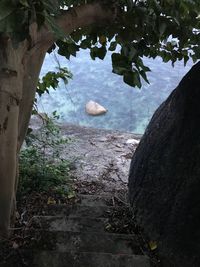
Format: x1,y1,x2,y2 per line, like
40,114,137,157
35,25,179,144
0,39,27,237
11,51,47,228
128,62,200,266
37,2,117,47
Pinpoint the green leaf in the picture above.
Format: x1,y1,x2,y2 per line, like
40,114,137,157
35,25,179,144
80,38,91,49
109,41,117,51
43,0,60,15
123,71,142,88
112,53,132,70
90,46,107,60
159,22,167,35
19,0,29,8
0,1,15,21
139,70,149,84
45,14,65,39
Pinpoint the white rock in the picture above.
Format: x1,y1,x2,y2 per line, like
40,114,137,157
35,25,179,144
126,139,140,145
85,100,107,116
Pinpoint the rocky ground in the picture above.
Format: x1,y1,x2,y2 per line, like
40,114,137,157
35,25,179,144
30,116,142,195
58,123,141,194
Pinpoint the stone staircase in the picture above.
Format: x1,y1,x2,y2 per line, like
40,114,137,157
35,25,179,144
1,194,151,267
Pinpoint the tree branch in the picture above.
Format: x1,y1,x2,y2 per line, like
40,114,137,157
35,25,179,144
37,2,117,49
57,3,117,35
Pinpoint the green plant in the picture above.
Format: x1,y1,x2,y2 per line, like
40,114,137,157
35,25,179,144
36,67,72,97
18,112,75,199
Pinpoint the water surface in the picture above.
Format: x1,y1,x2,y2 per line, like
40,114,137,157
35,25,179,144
39,50,192,134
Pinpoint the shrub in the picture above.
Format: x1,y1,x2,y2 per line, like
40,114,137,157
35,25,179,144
18,112,74,199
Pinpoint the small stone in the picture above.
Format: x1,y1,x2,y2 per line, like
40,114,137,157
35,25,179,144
12,242,19,249
98,137,108,142
115,144,123,148
85,100,107,116
15,211,20,219
126,139,140,145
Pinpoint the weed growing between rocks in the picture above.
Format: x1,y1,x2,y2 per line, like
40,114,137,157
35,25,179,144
18,112,75,200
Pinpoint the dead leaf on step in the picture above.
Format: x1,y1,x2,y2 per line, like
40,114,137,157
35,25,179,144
68,192,76,199
105,224,112,230
15,211,20,219
149,240,157,251
47,197,56,205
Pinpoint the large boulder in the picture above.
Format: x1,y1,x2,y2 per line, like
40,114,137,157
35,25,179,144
128,62,200,266
85,100,107,116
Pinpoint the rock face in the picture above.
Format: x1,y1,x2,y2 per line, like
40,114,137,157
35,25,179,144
128,62,200,266
85,100,107,116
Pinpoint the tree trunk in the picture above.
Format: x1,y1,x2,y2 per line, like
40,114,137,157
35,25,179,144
0,39,26,237
0,35,45,236
10,50,47,227
128,62,200,266
15,51,46,198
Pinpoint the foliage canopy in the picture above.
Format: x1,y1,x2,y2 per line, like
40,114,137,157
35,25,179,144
1,0,200,87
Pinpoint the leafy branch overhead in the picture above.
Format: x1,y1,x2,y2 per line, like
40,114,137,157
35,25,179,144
1,0,200,87
37,67,72,97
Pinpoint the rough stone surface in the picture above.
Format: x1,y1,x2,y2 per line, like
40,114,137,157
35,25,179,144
85,100,107,116
60,124,141,193
1,251,150,267
126,139,140,145
33,251,150,267
27,230,141,255
44,204,114,218
129,62,200,266
2,193,151,267
31,216,109,232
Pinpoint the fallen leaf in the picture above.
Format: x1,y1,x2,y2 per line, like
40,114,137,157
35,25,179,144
47,197,56,205
68,192,75,199
105,224,112,230
149,240,157,251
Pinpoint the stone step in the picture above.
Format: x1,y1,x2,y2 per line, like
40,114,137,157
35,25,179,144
77,194,114,207
30,215,109,232
44,204,113,218
26,230,142,255
0,251,150,267
34,251,150,267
